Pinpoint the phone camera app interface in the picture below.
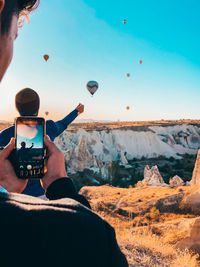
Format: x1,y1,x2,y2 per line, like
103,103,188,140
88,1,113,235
16,120,44,178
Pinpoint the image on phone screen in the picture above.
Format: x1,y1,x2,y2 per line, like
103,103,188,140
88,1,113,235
17,123,43,160
15,118,45,179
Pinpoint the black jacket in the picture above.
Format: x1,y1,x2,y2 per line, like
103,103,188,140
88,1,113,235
0,178,128,267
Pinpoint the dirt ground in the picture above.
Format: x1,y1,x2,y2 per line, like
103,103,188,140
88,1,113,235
81,185,200,267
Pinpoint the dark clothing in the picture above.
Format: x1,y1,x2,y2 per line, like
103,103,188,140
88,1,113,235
22,178,45,196
0,110,78,197
18,145,34,160
0,178,128,267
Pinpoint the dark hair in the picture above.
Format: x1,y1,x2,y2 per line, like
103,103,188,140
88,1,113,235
21,141,26,147
15,88,40,116
1,0,40,34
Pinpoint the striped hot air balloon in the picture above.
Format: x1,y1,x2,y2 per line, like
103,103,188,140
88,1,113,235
86,81,99,96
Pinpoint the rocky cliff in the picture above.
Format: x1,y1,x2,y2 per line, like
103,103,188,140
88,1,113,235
191,149,200,186
55,123,200,175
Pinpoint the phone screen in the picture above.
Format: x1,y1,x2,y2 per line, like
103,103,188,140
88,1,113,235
15,117,45,179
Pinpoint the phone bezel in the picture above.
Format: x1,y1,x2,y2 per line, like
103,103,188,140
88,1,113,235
15,116,45,138
14,116,46,179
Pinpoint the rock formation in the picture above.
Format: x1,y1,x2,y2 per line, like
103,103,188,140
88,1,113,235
142,165,166,186
169,175,184,187
176,218,200,255
180,150,200,212
120,151,128,165
155,193,184,212
191,149,200,186
181,186,200,212
55,124,200,174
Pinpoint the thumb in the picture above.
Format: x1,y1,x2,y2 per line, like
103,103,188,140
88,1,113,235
44,135,59,154
0,138,15,159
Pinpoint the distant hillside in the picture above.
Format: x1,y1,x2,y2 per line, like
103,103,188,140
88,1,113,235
67,119,200,131
0,122,12,131
75,119,112,124
55,122,200,182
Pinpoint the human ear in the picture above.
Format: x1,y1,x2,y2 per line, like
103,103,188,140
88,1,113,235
0,0,5,13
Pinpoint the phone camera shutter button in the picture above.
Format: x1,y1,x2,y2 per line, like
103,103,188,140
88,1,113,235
27,165,32,170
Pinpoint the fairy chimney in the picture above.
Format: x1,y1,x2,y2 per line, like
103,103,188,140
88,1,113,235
191,150,200,186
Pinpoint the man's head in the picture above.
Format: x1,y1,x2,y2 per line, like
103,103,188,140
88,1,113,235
15,88,40,116
0,0,39,82
21,141,26,148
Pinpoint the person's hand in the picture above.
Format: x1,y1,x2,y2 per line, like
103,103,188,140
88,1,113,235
75,103,84,115
41,135,67,191
0,138,28,193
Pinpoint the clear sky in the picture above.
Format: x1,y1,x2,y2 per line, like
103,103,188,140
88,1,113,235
17,125,43,149
1,0,200,122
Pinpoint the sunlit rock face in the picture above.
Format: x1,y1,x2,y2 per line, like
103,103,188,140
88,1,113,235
55,124,200,174
176,218,200,255
181,185,200,212
143,165,166,186
169,175,184,187
179,150,200,212
191,149,200,186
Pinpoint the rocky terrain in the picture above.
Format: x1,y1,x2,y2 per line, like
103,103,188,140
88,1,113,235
77,153,200,266
1,120,200,265
80,184,200,266
54,120,200,188
0,120,199,189
56,122,200,173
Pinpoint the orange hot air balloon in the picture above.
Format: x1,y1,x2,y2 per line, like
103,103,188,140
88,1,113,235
139,60,143,64
123,19,127,24
43,55,49,62
126,73,130,78
126,106,130,110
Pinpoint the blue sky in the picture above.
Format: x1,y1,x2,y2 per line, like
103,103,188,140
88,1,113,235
1,0,200,122
17,125,43,149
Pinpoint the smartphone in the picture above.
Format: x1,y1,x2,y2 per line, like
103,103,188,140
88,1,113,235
14,117,45,179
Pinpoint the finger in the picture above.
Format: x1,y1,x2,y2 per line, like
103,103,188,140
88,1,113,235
44,135,59,155
44,159,47,175
0,138,15,159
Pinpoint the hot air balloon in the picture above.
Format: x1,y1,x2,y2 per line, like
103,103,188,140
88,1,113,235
123,19,127,24
45,111,49,116
43,55,49,62
86,81,99,96
18,11,30,27
126,106,130,110
139,60,143,64
126,73,130,78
